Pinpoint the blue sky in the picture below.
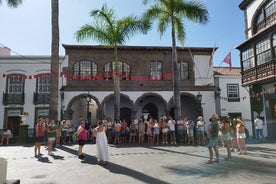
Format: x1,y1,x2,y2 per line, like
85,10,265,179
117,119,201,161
0,0,245,67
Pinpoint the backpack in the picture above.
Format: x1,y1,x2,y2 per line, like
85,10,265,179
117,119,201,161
72,131,78,142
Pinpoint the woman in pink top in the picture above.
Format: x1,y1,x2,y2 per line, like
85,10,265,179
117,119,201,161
77,121,87,159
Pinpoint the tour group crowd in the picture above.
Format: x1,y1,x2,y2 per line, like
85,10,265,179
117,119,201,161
32,113,265,165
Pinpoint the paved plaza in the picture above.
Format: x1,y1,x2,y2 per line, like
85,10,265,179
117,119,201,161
1,140,276,184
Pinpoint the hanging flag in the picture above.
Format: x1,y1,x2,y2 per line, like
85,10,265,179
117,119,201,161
223,52,232,71
209,48,215,67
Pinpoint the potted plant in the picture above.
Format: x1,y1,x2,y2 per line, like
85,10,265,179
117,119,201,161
20,111,29,124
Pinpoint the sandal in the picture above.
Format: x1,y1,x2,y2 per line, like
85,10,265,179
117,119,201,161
206,160,213,164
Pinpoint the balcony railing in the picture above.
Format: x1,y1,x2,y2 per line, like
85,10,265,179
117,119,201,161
33,92,50,105
2,92,25,105
242,59,276,85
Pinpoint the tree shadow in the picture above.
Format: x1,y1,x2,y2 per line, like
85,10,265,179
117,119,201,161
57,145,169,184
163,156,276,182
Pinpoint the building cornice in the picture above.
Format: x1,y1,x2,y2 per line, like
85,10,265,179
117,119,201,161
236,24,276,50
239,0,254,10
62,44,216,55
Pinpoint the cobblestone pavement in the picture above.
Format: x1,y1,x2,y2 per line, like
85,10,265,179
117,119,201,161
1,140,276,184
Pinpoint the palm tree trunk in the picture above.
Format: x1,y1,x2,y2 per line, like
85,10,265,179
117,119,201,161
172,28,181,119
49,0,59,120
114,46,120,120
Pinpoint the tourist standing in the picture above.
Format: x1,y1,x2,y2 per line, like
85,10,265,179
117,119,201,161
77,121,87,159
167,116,176,145
236,118,247,155
113,120,122,144
186,118,194,145
196,116,206,145
153,119,160,145
206,114,219,164
254,115,265,140
47,120,57,155
94,120,109,165
221,118,232,161
34,119,44,157
1,128,11,145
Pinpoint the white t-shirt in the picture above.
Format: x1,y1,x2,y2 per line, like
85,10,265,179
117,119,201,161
254,118,264,129
167,120,175,131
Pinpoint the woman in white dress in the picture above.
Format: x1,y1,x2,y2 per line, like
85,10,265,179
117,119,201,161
94,120,109,165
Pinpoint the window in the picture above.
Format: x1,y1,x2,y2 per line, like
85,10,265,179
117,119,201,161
242,47,255,70
256,37,271,65
37,75,50,93
150,60,162,80
178,61,189,80
73,60,97,79
104,61,130,80
8,74,24,94
254,0,276,34
273,33,276,55
227,84,240,102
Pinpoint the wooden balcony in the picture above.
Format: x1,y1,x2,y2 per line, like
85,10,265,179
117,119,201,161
33,93,50,105
2,92,25,106
242,59,276,86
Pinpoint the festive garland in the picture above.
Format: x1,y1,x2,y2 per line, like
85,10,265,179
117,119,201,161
1,71,176,81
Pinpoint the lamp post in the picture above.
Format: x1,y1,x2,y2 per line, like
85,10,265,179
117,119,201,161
86,95,91,124
60,88,64,120
214,87,221,99
214,86,221,116
196,92,202,116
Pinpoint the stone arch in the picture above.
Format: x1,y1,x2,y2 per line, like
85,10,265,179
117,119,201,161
65,93,101,124
101,93,134,121
134,92,168,120
168,92,200,120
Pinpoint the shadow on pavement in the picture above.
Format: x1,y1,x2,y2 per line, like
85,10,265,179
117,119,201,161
163,154,276,182
57,145,169,184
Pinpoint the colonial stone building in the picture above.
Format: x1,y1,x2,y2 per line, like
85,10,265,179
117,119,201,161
0,45,217,135
236,0,276,138
61,45,215,126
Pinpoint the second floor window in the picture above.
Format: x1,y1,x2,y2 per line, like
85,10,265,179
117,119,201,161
104,61,130,80
273,33,276,55
38,75,50,93
73,60,97,79
254,0,276,34
150,60,162,80
242,47,255,70
8,74,24,94
256,37,271,65
178,61,189,80
227,84,240,102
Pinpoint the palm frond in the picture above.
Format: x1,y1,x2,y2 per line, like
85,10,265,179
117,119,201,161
3,0,22,8
174,16,185,46
178,0,209,24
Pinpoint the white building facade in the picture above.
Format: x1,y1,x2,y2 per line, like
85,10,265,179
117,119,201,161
214,67,253,137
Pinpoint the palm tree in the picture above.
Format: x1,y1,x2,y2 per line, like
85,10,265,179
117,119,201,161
49,0,59,120
75,4,150,121
143,0,209,118
0,0,22,7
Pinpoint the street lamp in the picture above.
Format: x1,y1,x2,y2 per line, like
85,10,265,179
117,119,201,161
215,87,221,99
86,95,91,123
196,92,202,103
196,92,202,116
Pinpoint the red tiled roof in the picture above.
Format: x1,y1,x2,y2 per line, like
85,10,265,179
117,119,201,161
213,67,241,76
